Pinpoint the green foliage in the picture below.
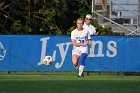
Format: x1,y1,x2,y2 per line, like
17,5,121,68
0,0,111,35
67,26,75,35
11,19,32,34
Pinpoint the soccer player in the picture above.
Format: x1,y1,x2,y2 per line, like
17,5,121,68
71,18,92,77
83,14,98,35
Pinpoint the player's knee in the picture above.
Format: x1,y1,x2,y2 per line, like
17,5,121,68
80,53,88,60
73,62,78,67
79,53,87,66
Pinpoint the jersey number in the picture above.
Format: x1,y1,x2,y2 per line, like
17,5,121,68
79,40,84,43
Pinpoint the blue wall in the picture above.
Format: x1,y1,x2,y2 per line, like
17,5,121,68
0,35,140,72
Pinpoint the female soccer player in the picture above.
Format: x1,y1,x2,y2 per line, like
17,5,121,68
71,18,92,77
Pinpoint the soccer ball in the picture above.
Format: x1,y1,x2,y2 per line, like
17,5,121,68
43,56,53,66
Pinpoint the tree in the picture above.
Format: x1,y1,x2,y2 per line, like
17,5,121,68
0,0,11,34
0,0,111,35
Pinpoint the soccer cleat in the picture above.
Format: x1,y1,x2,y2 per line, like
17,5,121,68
73,65,79,69
78,73,84,77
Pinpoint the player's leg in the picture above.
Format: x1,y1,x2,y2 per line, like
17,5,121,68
72,54,80,69
78,53,88,77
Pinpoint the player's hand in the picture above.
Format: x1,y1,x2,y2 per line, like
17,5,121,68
94,32,99,35
83,42,88,46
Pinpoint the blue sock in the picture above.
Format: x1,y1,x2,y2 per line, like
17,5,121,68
79,53,87,66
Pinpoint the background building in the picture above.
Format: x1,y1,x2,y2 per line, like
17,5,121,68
95,0,140,35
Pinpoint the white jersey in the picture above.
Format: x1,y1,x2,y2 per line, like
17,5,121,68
83,22,96,35
71,28,91,55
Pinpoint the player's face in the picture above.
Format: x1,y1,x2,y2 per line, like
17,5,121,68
76,20,83,30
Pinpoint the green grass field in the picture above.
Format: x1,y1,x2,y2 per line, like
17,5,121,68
0,72,140,93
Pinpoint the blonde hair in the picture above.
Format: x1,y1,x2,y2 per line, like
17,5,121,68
76,18,84,23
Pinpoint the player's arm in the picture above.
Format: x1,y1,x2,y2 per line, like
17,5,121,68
87,27,93,54
88,39,92,48
88,39,93,55
71,39,85,46
71,31,85,46
71,30,88,46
